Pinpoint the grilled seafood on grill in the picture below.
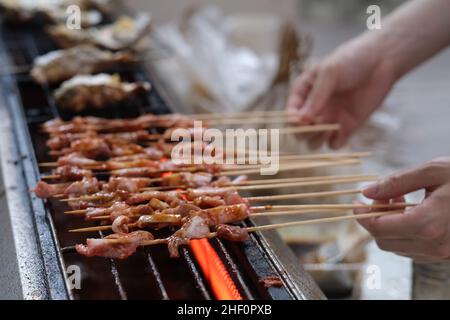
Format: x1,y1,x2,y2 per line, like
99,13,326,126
47,14,151,51
54,74,150,112
31,45,135,85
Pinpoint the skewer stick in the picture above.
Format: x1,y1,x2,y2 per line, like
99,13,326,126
220,158,360,176
59,176,363,203
64,202,414,217
251,202,415,212
84,210,404,247
247,188,362,202
42,158,361,183
68,208,351,233
64,202,417,216
245,210,404,232
232,177,376,191
39,150,367,169
143,175,378,192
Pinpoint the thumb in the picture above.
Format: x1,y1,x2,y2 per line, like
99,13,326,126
363,161,446,200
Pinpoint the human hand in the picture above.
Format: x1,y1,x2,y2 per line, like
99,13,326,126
355,157,450,263
286,36,396,149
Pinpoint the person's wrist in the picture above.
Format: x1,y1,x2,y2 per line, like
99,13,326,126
359,29,400,86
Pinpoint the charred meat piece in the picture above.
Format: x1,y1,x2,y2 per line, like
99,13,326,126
53,165,93,182
31,45,135,85
135,213,181,229
54,74,150,112
167,215,210,258
161,172,213,188
71,137,112,160
111,215,130,234
42,114,160,134
63,177,101,198
193,196,226,208
200,204,249,226
47,14,151,50
258,276,283,288
32,176,100,198
125,190,182,206
102,177,151,193
75,230,154,259
187,188,249,206
32,181,70,198
216,224,249,242
57,152,99,167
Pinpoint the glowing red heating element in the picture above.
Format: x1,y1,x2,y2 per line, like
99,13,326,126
190,239,242,300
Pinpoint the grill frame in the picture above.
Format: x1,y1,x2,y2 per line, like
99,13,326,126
0,16,324,301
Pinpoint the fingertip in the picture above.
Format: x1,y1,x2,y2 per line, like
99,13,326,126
362,182,380,198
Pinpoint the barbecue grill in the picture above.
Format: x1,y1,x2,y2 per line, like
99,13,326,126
0,8,324,300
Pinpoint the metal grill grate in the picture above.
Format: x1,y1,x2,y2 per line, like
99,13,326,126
0,19,314,300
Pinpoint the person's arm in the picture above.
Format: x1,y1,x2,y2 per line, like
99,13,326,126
286,0,450,149
366,0,450,81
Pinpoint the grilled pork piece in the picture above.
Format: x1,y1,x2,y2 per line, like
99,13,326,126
258,276,283,288
32,176,100,198
53,165,93,182
71,137,112,160
31,45,134,85
47,14,151,50
111,215,130,234
125,190,182,206
57,152,99,167
167,215,210,258
102,177,151,193
161,172,213,188
216,224,249,242
42,114,159,133
75,230,154,259
54,74,150,112
186,188,249,206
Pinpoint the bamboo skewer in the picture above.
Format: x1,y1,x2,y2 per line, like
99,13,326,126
42,123,340,140
247,188,362,202
38,151,370,171
47,173,375,199
68,208,351,233
68,206,410,233
66,210,403,248
219,158,360,176
64,202,414,217
251,202,415,212
41,159,362,185
142,175,378,192
59,173,364,203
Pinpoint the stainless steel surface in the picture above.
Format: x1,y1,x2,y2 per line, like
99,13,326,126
0,98,49,299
